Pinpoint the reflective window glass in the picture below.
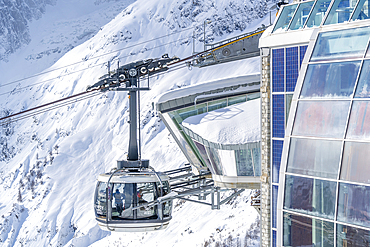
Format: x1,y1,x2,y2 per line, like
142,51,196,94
273,4,299,33
208,99,227,112
206,146,223,175
272,140,284,183
305,0,332,28
351,0,370,20
341,141,370,184
252,147,261,176
355,60,370,98
194,141,213,170
337,224,370,247
286,94,293,124
283,212,334,247
324,0,358,25
247,92,260,101
227,95,246,106
292,101,350,138
94,182,107,216
235,149,254,176
284,175,337,219
136,183,157,219
287,138,341,179
346,101,370,140
300,61,361,99
311,27,370,62
286,47,299,92
272,185,278,228
337,182,370,228
289,1,315,30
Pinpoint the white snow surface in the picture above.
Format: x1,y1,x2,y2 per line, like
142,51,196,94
0,0,275,246
182,99,261,144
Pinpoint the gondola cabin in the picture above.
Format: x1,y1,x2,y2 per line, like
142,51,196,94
94,160,172,232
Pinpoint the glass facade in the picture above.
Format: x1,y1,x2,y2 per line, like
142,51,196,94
281,25,370,246
273,0,370,33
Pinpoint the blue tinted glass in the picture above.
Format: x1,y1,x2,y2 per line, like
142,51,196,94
351,0,370,21
337,224,370,247
285,175,337,219
272,94,285,138
311,27,370,62
293,101,350,138
355,60,370,98
287,138,341,179
272,49,285,92
272,230,277,247
286,47,299,92
283,212,334,246
289,1,315,30
300,45,308,66
272,140,284,183
300,61,361,99
272,185,278,228
324,0,358,25
337,182,370,228
273,4,299,32
305,0,332,27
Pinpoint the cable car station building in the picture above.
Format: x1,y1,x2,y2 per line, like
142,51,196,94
259,0,370,246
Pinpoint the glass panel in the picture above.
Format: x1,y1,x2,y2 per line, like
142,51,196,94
351,0,370,20
94,181,107,216
235,149,254,176
272,185,278,228
355,60,370,98
206,146,223,175
305,0,332,28
208,99,227,112
136,183,157,219
273,4,299,33
121,183,134,219
286,94,293,124
272,140,284,183
287,138,341,179
346,101,370,140
247,92,260,101
272,48,285,93
283,212,335,247
289,1,315,30
300,61,361,99
292,101,350,138
311,27,370,62
272,230,277,247
252,147,261,176
341,142,370,184
193,141,213,170
175,103,208,123
162,181,172,217
284,175,337,219
337,182,370,228
286,47,299,92
337,223,370,247
300,45,308,66
324,0,358,25
227,95,246,106
272,94,285,138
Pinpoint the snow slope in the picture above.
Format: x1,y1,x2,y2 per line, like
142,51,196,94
0,0,275,246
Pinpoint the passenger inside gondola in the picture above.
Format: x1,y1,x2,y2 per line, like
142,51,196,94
114,188,124,215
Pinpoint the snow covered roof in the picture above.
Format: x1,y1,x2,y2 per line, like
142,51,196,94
156,74,260,113
182,99,261,145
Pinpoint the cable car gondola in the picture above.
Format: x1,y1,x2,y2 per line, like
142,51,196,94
94,160,172,232
92,56,178,232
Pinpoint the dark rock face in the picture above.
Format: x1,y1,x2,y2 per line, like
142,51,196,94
0,0,55,61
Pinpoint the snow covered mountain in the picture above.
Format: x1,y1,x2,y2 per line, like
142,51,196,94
0,0,275,246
